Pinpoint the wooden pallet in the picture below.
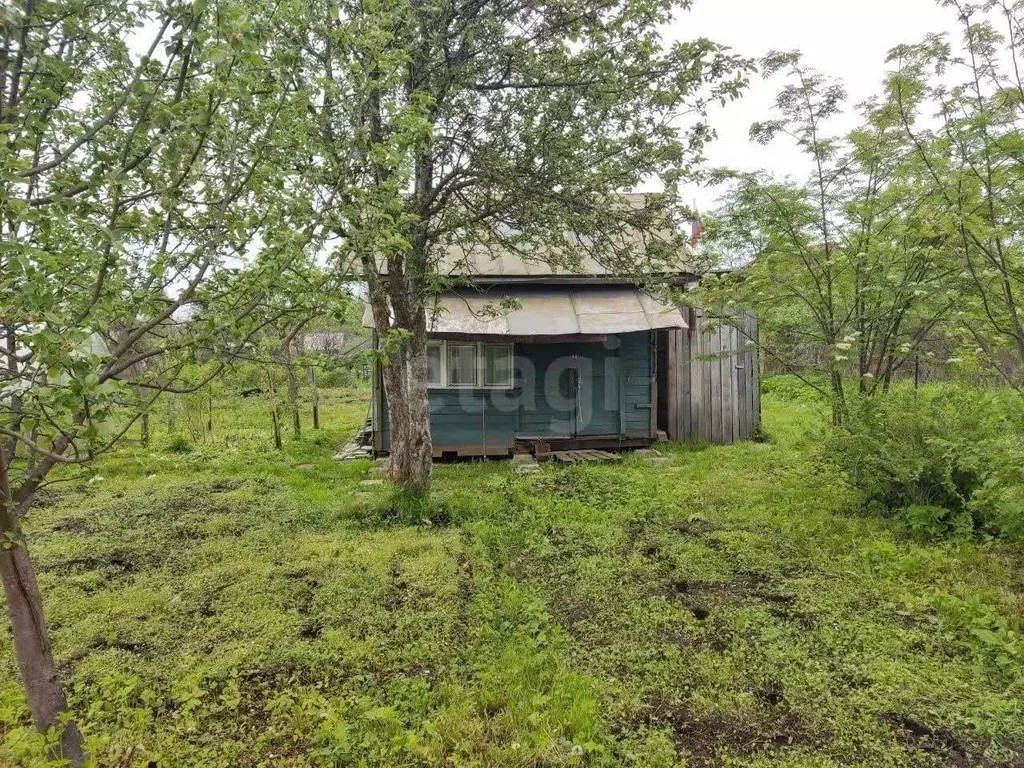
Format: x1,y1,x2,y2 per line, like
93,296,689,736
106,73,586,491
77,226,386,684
544,450,621,464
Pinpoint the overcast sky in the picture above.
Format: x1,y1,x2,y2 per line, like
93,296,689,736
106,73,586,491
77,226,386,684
669,0,962,212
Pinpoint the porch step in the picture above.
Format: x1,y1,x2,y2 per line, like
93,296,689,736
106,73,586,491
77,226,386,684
512,453,540,474
334,418,375,461
334,444,374,461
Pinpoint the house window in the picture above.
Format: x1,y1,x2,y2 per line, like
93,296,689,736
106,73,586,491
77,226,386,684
447,343,478,387
482,343,513,387
426,342,443,387
426,341,514,389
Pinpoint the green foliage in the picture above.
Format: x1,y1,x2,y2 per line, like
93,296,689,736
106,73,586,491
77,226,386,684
760,374,829,403
1,0,317,475
899,504,971,540
883,10,1024,384
0,1,315,750
823,385,1024,540
165,436,194,455
705,51,959,425
369,486,451,527
710,3,1024,408
313,0,754,491
3,386,1024,766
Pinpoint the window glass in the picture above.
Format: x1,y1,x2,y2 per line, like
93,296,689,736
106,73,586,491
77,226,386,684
447,343,477,386
426,343,443,386
482,344,512,387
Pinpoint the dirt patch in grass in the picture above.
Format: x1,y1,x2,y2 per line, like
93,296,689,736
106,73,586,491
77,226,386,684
290,578,320,617
549,592,598,638
625,695,830,767
642,543,661,558
669,517,717,537
880,713,993,768
687,604,711,621
209,479,246,493
197,583,230,618
88,635,155,658
621,518,646,556
31,486,68,509
298,619,323,640
54,549,146,578
681,571,803,616
656,571,799,614
48,516,95,535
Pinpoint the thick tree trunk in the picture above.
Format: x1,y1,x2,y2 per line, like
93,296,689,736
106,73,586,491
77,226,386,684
0,547,86,765
0,449,85,766
381,339,432,493
356,50,435,492
363,251,433,492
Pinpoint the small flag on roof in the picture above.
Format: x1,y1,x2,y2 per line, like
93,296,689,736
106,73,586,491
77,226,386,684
689,218,703,249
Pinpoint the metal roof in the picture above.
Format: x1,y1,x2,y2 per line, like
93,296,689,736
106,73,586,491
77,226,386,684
367,195,697,280
362,286,688,336
371,240,696,281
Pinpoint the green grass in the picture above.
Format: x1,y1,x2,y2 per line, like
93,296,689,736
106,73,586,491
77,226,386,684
2,387,1023,766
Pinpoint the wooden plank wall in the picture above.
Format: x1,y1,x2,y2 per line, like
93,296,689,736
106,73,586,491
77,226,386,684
667,309,759,444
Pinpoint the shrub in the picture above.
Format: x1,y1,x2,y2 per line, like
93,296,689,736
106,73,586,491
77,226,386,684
822,384,1024,540
167,435,194,454
761,373,829,403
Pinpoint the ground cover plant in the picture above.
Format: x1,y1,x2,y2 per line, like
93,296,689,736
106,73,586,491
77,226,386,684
2,382,1023,767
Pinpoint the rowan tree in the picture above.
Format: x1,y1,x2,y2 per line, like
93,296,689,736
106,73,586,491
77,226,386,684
705,52,956,422
886,1,1024,387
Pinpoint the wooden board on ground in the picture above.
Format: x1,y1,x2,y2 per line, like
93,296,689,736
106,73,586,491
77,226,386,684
550,450,621,464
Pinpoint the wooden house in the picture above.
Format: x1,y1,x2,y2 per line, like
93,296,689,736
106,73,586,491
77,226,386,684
363,250,760,459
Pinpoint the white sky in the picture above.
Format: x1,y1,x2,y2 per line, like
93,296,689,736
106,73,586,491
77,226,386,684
669,0,962,212
125,0,966,222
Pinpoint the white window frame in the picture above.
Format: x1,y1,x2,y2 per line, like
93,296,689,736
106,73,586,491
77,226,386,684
426,340,514,390
426,341,445,388
446,342,479,389
480,342,514,388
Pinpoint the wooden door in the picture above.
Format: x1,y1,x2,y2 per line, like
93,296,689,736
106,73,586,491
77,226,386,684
573,341,621,437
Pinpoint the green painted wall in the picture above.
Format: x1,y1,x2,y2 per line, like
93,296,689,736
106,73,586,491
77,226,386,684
380,331,653,453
